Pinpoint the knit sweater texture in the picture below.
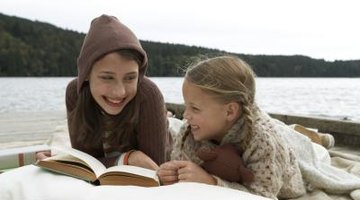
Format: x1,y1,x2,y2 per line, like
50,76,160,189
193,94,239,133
66,77,172,165
171,104,306,199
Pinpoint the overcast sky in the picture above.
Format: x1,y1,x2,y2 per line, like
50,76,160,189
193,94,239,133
1,0,359,61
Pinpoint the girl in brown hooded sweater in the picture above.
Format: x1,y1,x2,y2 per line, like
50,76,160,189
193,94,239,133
37,14,172,170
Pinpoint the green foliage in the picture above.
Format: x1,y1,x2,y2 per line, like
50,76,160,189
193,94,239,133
0,13,83,76
1,13,360,77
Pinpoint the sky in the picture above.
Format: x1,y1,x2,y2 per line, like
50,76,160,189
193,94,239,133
1,0,360,61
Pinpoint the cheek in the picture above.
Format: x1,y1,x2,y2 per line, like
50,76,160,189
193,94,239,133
90,82,108,96
126,83,138,96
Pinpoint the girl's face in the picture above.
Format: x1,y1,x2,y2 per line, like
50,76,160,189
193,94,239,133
182,79,236,143
89,52,139,115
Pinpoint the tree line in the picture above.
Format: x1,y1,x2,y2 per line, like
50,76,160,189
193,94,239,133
1,13,360,77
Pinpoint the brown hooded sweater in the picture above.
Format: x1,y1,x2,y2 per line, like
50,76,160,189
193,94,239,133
65,14,172,166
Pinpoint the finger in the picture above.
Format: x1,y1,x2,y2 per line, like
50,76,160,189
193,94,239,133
159,174,179,183
43,151,51,156
157,168,178,177
172,160,191,168
160,161,179,170
177,166,189,175
37,150,51,156
36,152,49,160
178,173,190,182
157,168,179,185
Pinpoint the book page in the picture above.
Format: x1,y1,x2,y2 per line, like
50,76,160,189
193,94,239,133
99,165,159,187
37,156,96,182
104,165,158,180
52,146,106,177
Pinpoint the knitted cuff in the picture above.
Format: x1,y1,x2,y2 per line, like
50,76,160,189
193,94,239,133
116,153,126,165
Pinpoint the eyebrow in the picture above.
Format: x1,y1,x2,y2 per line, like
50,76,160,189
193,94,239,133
188,102,200,107
125,72,138,76
98,71,138,76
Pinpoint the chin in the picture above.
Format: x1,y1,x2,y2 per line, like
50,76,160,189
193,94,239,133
103,107,123,116
192,134,204,141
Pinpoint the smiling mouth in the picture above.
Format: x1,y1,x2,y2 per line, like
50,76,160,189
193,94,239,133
190,125,199,131
103,97,125,107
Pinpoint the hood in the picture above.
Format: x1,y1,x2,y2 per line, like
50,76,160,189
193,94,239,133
76,14,148,93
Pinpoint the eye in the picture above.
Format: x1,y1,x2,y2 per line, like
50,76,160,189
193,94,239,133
124,74,138,82
191,106,200,112
99,75,114,80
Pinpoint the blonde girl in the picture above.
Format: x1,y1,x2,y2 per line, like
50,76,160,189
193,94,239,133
157,56,306,199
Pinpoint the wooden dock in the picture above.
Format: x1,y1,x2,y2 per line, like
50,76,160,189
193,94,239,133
0,104,359,154
0,111,67,149
166,102,360,150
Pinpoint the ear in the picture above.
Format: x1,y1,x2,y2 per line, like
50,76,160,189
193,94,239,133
225,102,241,122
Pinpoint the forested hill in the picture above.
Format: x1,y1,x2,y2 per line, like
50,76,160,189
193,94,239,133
1,13,360,77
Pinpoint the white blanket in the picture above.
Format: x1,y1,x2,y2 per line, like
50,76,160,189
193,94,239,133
273,119,360,199
0,165,270,200
1,118,360,200
0,120,270,200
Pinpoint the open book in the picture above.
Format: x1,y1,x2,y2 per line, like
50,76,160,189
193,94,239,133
34,146,159,187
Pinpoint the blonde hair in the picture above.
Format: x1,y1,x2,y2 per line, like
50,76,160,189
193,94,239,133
182,56,256,150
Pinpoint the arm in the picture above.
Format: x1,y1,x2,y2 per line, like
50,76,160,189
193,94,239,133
169,126,277,198
136,77,172,165
192,144,279,198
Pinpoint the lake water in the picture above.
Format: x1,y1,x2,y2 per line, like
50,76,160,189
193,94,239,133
0,77,359,122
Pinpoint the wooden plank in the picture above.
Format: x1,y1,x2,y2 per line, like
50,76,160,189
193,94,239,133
166,103,360,148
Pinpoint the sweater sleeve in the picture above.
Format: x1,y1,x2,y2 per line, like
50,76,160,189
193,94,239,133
186,139,281,199
241,134,287,199
170,122,280,199
136,77,172,165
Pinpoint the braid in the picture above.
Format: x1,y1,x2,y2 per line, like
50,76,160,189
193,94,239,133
181,126,191,150
238,92,254,152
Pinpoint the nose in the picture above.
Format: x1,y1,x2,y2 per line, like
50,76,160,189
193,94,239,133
111,82,126,97
182,109,191,120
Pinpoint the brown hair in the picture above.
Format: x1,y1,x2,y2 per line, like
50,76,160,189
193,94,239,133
181,56,256,151
69,49,143,151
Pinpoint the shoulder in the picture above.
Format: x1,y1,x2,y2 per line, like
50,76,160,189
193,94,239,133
66,78,77,93
139,77,162,95
244,114,294,161
65,78,78,112
138,77,164,103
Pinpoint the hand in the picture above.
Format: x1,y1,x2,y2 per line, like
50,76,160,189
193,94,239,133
173,160,216,185
157,161,179,185
127,150,159,170
36,150,51,161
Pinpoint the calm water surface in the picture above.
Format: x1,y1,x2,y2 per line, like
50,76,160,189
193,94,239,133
0,77,359,122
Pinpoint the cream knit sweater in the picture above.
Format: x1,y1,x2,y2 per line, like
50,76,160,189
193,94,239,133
171,104,306,199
